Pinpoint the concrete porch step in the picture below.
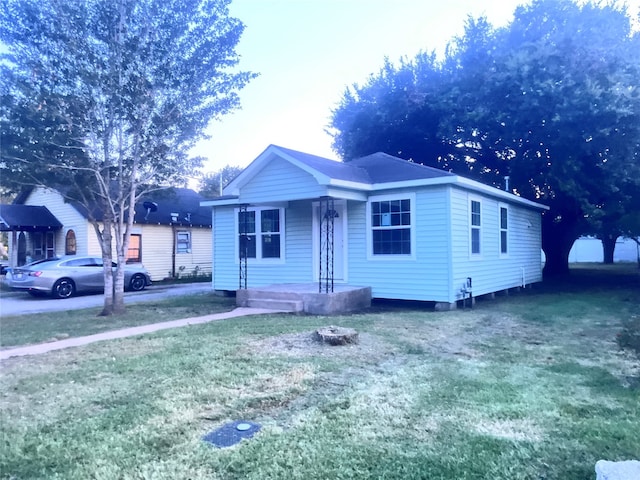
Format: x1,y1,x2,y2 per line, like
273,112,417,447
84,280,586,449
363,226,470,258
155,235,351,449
245,298,303,312
236,284,372,315
242,289,305,301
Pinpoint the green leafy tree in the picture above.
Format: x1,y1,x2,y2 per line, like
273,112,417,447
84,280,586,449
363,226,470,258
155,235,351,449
1,0,256,314
199,165,244,198
330,0,640,275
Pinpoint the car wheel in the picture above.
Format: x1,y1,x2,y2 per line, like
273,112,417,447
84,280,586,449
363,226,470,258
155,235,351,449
52,278,75,299
129,274,146,291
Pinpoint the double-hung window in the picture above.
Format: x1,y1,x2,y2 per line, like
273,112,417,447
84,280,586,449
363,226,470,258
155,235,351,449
499,205,508,255
369,195,413,257
126,234,142,263
237,207,283,260
176,231,191,254
470,199,482,256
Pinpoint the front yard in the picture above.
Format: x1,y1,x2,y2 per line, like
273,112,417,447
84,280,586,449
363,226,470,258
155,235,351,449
1,265,638,479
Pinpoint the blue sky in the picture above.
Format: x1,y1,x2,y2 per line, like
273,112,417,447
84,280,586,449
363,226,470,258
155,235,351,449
192,0,639,175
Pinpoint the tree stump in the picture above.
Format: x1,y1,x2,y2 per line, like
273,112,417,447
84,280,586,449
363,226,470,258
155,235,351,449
314,326,359,345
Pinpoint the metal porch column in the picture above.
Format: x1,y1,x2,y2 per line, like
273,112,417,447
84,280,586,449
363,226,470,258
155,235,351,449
239,204,249,289
318,196,337,293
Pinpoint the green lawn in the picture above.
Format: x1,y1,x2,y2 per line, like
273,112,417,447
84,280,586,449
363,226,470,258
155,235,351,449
0,265,638,479
0,293,236,347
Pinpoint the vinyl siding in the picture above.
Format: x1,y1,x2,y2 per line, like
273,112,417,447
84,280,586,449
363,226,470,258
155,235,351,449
126,225,211,281
24,187,91,257
211,201,314,290
239,157,326,203
346,187,451,301
450,187,543,302
208,182,544,302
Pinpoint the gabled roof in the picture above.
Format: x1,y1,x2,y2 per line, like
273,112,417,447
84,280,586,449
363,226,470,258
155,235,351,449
14,187,212,228
206,145,548,211
350,152,455,183
0,204,63,232
274,146,372,184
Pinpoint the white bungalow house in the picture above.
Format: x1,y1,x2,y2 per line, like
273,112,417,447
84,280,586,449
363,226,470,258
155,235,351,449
0,187,212,281
201,145,549,312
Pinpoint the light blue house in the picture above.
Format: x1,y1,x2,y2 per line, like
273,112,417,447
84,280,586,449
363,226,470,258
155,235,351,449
201,145,548,312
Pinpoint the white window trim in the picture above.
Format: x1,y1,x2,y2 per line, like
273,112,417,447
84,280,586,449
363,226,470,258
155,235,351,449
366,193,416,261
469,196,482,259
234,206,286,264
176,230,192,254
499,203,509,258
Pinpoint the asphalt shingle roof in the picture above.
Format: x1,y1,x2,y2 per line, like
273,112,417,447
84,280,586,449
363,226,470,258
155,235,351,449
0,204,63,232
275,146,371,184
12,187,211,228
350,152,455,183
274,146,453,185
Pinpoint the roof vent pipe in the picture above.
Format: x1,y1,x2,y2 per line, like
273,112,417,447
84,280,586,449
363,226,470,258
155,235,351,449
504,176,510,192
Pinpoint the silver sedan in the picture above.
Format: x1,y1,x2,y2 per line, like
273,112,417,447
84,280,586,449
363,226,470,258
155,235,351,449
6,256,152,299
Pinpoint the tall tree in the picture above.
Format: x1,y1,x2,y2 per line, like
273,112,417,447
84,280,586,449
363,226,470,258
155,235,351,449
0,0,256,315
330,0,640,275
199,165,244,198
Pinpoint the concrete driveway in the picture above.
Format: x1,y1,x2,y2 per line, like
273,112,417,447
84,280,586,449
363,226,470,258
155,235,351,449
0,282,213,317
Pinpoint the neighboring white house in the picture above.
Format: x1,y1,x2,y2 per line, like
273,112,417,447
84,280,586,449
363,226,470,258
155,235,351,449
569,236,639,263
201,145,549,308
0,187,212,281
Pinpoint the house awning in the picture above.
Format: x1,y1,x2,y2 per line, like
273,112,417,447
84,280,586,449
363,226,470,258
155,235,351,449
0,204,63,232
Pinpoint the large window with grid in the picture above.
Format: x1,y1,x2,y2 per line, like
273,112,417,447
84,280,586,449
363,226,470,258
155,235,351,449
237,207,283,260
369,196,412,256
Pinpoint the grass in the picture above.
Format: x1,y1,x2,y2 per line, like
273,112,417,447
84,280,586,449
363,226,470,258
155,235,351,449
0,264,639,479
0,293,236,348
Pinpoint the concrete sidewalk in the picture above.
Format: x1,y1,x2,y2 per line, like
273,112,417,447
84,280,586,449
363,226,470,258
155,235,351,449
0,307,284,360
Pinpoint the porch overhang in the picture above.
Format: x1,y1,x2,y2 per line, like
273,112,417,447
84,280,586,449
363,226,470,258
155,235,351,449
0,204,63,232
200,188,367,209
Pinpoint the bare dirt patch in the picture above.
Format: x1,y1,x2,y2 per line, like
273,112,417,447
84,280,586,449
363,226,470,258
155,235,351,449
248,330,395,361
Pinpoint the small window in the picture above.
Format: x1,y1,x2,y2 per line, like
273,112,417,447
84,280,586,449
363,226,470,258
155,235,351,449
470,199,481,255
126,234,142,263
499,206,508,255
65,230,77,255
176,231,191,254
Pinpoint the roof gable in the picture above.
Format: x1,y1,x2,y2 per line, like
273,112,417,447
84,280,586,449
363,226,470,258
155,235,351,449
224,145,371,195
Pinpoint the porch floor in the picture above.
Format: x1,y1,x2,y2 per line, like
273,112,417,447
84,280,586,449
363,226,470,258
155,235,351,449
236,283,372,315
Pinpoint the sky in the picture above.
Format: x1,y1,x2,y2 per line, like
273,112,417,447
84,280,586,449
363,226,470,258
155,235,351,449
192,0,640,176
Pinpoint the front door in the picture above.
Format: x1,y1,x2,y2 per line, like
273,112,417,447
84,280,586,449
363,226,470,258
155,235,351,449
313,200,346,282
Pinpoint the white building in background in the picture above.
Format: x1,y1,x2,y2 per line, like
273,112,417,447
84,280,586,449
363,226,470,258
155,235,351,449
569,236,639,263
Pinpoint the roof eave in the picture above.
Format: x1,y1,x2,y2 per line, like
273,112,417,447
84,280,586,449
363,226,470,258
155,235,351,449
200,196,241,207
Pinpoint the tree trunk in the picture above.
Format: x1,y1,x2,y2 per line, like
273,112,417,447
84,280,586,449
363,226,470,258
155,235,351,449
112,262,127,315
601,234,617,264
542,217,578,277
99,216,115,317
